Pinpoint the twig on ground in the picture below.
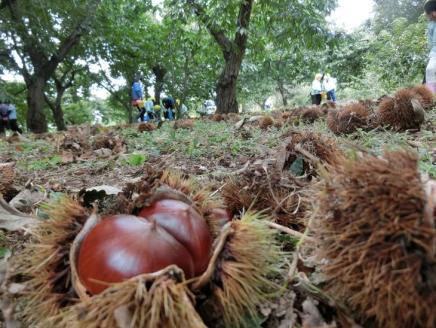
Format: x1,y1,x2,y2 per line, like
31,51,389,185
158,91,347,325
265,221,316,243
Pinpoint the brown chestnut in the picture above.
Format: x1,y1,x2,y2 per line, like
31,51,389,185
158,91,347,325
77,214,195,294
138,199,213,276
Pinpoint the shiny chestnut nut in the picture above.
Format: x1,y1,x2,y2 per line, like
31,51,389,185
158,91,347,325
138,199,213,276
77,214,195,295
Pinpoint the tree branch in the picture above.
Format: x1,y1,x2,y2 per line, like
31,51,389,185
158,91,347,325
1,0,15,13
9,33,30,81
43,92,55,112
186,0,233,59
234,0,254,49
42,0,101,80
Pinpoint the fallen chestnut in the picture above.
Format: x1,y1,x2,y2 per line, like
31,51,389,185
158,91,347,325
139,198,213,275
77,214,196,294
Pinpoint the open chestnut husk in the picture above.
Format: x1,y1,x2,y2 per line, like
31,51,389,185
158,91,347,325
12,170,283,328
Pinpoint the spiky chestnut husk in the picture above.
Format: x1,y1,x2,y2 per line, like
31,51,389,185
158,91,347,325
274,120,284,129
14,171,284,327
13,198,89,325
222,131,342,226
321,100,336,111
0,162,15,200
314,150,436,328
270,110,284,121
173,119,194,129
326,109,340,134
12,170,224,322
198,213,282,328
282,111,292,120
301,107,324,124
92,132,125,153
222,174,306,228
327,103,370,135
281,130,344,169
52,267,206,328
410,85,433,111
138,122,156,132
210,114,225,122
259,116,275,130
43,214,282,328
378,89,425,131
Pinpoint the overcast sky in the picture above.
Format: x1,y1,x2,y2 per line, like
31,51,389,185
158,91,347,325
329,0,374,32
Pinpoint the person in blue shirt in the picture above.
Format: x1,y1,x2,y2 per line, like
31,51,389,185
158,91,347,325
5,100,22,133
0,99,22,135
131,76,147,122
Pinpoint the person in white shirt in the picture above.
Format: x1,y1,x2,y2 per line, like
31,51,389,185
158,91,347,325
425,0,436,93
324,74,337,102
310,73,323,105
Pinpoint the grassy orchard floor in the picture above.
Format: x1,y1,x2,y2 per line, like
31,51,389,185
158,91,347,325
1,112,434,193
0,109,434,252
0,109,434,325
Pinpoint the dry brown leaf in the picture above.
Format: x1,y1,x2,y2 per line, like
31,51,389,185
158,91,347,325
0,198,37,231
9,186,46,213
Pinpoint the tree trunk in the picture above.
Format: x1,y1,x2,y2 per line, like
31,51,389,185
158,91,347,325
153,66,167,105
26,77,48,133
216,53,244,114
50,91,67,131
127,105,133,124
277,80,288,106
188,0,253,115
52,104,66,130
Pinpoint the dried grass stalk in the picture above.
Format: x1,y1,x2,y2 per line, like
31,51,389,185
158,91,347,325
314,150,436,328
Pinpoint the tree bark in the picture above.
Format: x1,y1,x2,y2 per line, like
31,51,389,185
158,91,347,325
4,0,101,133
277,80,288,106
216,52,244,113
188,0,254,114
26,77,48,133
153,65,167,105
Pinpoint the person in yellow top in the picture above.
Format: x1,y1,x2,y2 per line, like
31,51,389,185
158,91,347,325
152,98,162,122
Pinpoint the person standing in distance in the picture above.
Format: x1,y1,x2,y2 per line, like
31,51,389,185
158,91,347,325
131,75,147,122
425,0,436,93
324,74,337,102
310,73,323,105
